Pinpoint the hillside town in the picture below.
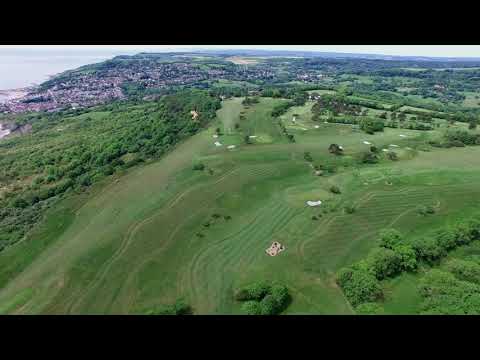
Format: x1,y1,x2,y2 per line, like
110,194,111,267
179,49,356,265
0,57,281,114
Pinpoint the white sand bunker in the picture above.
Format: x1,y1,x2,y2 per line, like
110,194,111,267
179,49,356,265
382,149,389,152
314,125,320,129
213,134,219,138
214,141,222,146
249,135,257,138
307,200,322,207
266,241,285,257
227,145,236,149
389,144,399,147
399,134,407,137
363,141,372,145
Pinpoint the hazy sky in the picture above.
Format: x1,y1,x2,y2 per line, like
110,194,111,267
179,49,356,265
2,45,480,57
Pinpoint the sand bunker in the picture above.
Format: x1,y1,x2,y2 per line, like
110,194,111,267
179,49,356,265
314,125,320,129
399,134,407,137
213,134,219,138
227,145,236,149
214,141,222,146
266,241,285,257
307,200,322,207
382,149,389,152
249,135,257,138
363,141,372,145
389,144,399,147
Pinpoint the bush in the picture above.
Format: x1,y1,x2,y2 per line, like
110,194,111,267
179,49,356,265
237,281,272,301
417,205,435,216
361,152,379,164
304,151,313,162
336,267,383,306
344,205,355,214
386,151,398,161
329,185,341,194
193,162,205,171
260,295,279,315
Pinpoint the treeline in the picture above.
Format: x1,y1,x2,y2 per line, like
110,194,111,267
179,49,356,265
0,90,221,251
429,129,480,148
336,213,480,313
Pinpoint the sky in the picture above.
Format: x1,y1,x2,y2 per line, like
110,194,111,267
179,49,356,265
1,45,480,58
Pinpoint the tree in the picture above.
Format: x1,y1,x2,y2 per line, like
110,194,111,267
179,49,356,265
365,247,401,280
393,244,418,272
445,258,480,284
336,267,383,306
469,121,477,130
244,135,251,144
412,237,446,263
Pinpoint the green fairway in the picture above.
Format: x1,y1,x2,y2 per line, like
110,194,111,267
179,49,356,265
1,97,480,314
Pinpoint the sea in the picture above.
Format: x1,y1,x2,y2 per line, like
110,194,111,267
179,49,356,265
0,48,137,100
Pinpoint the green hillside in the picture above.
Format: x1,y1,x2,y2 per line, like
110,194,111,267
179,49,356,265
1,94,480,314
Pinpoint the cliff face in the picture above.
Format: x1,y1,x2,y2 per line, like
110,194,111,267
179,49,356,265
0,122,32,139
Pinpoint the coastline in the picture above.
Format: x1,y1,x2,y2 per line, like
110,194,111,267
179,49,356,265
0,87,33,104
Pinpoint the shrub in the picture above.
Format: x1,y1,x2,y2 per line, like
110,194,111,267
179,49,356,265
417,205,435,216
361,152,379,164
329,185,341,194
193,162,205,171
386,151,398,161
239,281,272,301
304,151,313,162
260,295,278,315
344,205,355,214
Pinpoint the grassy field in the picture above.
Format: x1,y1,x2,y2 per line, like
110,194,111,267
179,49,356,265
1,97,479,314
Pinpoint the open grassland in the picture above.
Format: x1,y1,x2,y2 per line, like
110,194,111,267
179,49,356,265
1,98,480,314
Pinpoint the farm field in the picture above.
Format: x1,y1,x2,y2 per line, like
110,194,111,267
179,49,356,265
1,96,480,315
